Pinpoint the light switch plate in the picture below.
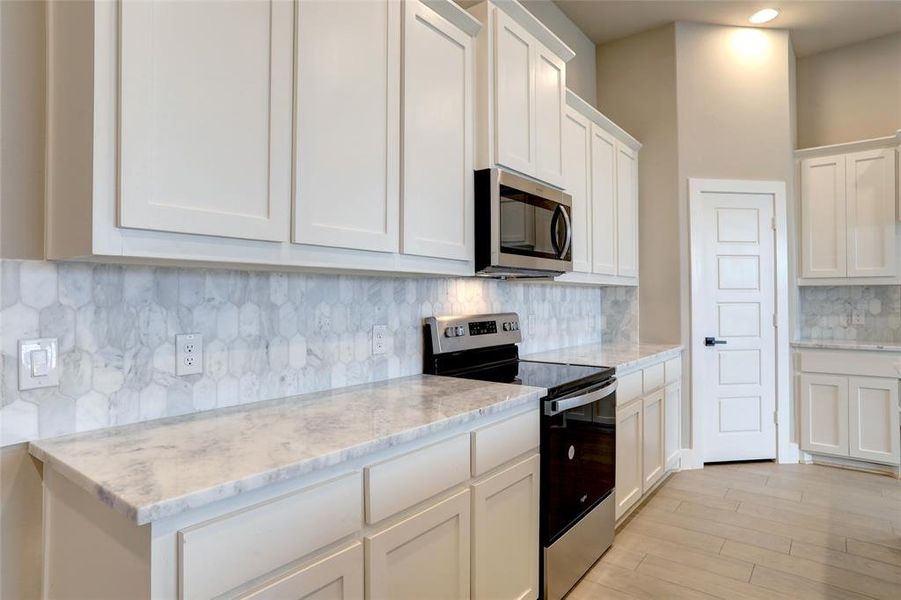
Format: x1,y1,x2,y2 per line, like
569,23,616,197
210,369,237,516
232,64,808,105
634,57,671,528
18,338,59,390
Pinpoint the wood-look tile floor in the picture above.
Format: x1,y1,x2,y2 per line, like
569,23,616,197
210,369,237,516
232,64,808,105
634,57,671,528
568,462,901,600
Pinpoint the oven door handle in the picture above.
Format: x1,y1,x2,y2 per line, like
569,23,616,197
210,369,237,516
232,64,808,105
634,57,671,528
544,380,617,416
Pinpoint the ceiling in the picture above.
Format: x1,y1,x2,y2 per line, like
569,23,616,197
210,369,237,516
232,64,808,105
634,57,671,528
553,1,901,57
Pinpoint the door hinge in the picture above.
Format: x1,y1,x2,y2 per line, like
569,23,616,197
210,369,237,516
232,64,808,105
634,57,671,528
771,216,777,230
773,411,778,425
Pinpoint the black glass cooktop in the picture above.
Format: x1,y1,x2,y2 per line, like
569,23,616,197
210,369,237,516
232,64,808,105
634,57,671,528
453,359,614,399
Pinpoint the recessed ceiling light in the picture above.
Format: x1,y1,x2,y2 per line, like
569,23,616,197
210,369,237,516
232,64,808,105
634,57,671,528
749,8,780,24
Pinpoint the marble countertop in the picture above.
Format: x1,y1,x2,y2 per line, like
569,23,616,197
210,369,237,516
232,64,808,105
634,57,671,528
791,339,901,353
524,341,683,374
29,375,545,525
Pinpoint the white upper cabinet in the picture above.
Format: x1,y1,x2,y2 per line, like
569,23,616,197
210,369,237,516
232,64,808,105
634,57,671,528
798,133,899,282
401,0,476,261
118,0,293,241
563,107,592,273
845,149,896,277
558,91,641,285
294,0,400,253
469,0,573,189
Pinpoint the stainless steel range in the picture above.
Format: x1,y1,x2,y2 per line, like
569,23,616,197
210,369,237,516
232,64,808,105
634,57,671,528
423,312,616,600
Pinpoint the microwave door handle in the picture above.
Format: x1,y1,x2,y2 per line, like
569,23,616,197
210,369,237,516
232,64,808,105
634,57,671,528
544,381,618,416
559,207,572,259
549,206,562,257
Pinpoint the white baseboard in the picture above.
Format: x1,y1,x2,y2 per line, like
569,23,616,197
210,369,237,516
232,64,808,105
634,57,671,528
679,448,704,470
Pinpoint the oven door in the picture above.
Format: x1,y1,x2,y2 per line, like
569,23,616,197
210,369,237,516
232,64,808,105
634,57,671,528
490,169,573,273
541,379,616,545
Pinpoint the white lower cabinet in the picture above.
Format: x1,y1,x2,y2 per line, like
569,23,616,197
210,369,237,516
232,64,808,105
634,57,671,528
366,489,471,600
471,454,539,600
641,389,665,492
800,373,850,457
241,543,363,600
664,382,681,469
615,398,642,520
849,376,900,464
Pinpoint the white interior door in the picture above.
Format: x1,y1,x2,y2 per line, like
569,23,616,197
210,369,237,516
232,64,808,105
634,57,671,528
692,185,777,462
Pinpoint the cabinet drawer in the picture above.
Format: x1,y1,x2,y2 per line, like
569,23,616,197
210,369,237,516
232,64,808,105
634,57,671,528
366,434,470,524
643,362,665,393
617,371,643,407
664,357,682,385
179,471,362,600
471,410,540,476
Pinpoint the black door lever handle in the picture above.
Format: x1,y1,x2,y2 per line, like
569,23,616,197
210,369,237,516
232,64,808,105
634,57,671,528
705,337,727,347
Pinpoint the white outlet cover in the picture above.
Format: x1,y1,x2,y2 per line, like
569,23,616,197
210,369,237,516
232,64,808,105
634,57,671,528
372,325,388,356
176,333,204,376
18,338,59,390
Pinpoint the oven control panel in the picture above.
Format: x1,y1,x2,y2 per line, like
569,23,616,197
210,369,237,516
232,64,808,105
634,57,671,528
426,313,522,354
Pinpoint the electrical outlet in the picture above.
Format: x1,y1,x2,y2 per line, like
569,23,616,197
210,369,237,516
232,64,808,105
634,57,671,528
851,310,865,326
372,325,388,356
176,333,203,376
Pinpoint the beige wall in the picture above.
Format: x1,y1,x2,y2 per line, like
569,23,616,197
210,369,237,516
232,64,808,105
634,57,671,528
1,444,44,600
0,0,46,260
797,32,901,148
521,0,597,106
596,25,680,344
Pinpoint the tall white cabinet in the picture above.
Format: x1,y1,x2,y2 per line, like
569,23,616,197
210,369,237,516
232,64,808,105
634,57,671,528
559,91,642,285
798,132,900,283
469,0,573,189
46,0,480,277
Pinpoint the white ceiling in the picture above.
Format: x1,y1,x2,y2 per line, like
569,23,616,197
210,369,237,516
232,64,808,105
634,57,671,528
553,0,901,57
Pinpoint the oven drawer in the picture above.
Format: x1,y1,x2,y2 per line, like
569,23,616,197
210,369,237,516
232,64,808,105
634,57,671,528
471,409,540,476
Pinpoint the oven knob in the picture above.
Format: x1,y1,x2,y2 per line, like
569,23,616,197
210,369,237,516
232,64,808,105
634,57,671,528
503,322,511,331
568,445,575,460
444,327,456,338
456,326,466,336
512,321,519,331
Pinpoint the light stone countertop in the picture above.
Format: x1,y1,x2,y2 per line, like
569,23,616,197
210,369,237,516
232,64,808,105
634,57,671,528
791,340,901,353
524,341,683,375
29,375,545,525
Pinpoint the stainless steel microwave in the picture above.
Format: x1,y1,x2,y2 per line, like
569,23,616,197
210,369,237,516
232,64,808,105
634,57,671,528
475,168,573,278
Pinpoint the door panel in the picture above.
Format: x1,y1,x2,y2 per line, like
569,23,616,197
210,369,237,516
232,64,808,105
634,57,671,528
642,390,664,491
696,192,777,462
118,0,292,241
615,399,641,520
493,9,533,176
801,155,846,278
401,0,473,260
800,373,849,457
848,376,900,464
563,108,592,273
533,45,565,188
616,144,639,278
295,0,400,252
590,125,617,276
846,149,897,277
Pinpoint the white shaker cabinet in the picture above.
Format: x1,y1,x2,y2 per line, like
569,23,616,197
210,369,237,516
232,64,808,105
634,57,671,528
471,454,540,600
241,543,363,600
366,489,471,600
562,106,593,273
848,376,900,464
469,0,574,189
591,125,618,276
616,144,640,278
800,373,849,458
615,398,642,520
117,0,293,241
798,132,900,283
664,381,682,470
401,0,477,261
294,0,400,253
642,389,665,492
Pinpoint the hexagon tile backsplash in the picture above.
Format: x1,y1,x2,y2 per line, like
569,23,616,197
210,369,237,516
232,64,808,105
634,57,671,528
0,260,637,446
798,285,901,343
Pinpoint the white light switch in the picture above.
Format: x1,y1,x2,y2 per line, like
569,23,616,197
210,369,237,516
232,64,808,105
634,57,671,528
18,338,59,391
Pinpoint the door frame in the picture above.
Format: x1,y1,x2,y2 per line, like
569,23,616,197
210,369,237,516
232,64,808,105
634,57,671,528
687,178,797,467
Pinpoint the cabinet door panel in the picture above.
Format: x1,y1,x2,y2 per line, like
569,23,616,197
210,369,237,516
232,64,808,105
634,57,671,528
402,1,473,261
493,9,534,176
590,125,617,275
295,0,400,252
846,149,897,277
241,543,363,600
848,376,900,465
119,0,292,241
664,382,681,468
366,489,470,600
799,374,849,457
563,107,592,273
801,155,847,278
615,399,642,520
471,454,539,600
642,390,664,491
616,143,639,278
533,45,565,188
